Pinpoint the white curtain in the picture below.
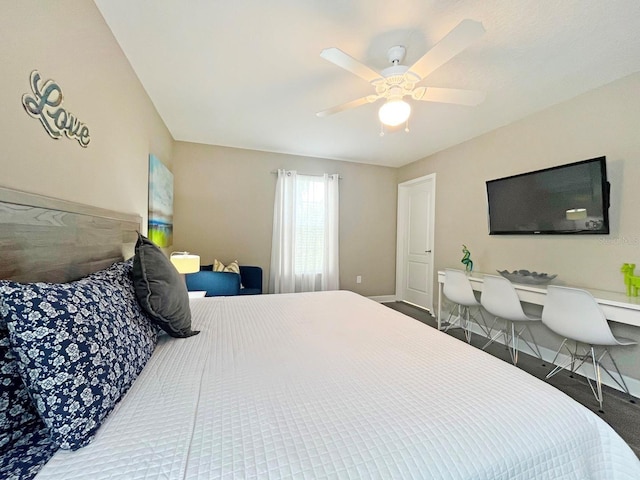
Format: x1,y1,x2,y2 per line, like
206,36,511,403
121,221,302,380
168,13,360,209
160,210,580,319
269,169,340,293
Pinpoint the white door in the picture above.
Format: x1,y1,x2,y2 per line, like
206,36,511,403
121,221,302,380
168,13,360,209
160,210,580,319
396,174,436,311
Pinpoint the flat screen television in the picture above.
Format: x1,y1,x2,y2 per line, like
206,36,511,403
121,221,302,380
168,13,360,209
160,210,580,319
486,156,610,235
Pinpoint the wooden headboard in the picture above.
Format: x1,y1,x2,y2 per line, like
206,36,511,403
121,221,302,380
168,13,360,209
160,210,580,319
0,187,141,283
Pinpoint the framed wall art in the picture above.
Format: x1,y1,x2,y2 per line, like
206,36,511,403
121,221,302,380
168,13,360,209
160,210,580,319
148,154,173,247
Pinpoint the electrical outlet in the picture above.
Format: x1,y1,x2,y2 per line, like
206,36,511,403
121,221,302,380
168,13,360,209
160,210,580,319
356,275,362,284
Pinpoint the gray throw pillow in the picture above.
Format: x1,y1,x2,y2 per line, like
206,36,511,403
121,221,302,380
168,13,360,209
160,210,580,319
132,234,199,338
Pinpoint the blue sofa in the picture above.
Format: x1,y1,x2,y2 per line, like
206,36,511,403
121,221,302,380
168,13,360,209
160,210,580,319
186,265,263,297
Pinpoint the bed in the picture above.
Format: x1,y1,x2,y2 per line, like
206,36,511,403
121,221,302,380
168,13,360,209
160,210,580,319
1,188,639,479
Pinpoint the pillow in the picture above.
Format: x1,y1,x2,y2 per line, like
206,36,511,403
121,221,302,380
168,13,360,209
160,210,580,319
0,260,158,450
1,328,39,448
132,233,199,338
213,258,240,275
0,413,57,480
213,259,243,288
1,319,58,478
0,321,53,452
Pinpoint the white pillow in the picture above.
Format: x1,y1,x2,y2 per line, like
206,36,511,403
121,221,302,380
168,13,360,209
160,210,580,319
213,259,240,274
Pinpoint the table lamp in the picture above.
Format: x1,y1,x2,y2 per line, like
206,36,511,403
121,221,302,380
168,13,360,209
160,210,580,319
170,252,200,275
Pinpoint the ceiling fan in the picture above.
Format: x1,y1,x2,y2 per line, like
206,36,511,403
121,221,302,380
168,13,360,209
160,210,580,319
317,19,486,131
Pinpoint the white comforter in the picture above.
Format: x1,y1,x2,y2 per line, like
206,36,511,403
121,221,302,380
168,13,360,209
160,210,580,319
37,291,640,479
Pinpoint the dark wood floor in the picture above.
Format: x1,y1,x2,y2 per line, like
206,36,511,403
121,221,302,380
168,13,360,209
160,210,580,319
383,301,640,458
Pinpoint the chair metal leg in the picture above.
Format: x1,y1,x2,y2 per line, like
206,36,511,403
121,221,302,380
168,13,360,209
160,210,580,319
588,346,604,411
605,350,633,396
572,347,590,374
509,321,519,365
520,325,544,362
599,348,634,402
501,321,543,366
463,306,472,343
570,342,579,375
484,316,501,338
443,304,474,343
548,341,591,380
482,316,506,350
548,339,567,367
546,339,573,379
472,308,492,337
549,343,632,411
442,304,461,332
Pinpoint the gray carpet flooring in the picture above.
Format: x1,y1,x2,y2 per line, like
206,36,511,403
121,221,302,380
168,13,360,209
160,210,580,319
383,301,640,458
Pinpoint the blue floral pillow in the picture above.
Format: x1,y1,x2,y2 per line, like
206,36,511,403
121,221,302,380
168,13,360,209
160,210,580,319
0,418,57,480
0,260,158,451
1,323,57,480
0,326,43,451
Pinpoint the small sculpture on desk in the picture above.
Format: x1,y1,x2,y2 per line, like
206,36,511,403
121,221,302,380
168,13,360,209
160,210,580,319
461,244,473,272
621,263,640,297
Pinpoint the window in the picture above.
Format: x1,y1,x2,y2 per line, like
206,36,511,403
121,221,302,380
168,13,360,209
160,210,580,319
295,175,326,275
269,170,339,293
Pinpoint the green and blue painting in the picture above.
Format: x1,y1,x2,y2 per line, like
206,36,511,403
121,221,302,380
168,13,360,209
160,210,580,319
148,154,173,247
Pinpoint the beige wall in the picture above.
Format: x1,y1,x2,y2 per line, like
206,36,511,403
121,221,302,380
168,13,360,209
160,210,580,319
399,72,640,293
172,142,398,296
1,1,398,297
3,0,639,384
398,72,640,377
0,1,173,225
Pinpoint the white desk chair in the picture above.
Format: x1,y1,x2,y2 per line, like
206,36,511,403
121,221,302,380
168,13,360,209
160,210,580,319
480,274,544,366
542,285,636,411
442,268,490,343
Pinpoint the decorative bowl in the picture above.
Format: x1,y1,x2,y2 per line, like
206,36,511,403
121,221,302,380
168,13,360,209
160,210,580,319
497,269,557,285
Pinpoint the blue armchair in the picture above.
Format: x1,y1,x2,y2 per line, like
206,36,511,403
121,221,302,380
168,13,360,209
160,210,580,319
237,266,263,295
186,265,263,297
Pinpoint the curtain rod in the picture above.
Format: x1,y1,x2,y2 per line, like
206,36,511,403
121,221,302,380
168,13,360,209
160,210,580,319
270,170,342,179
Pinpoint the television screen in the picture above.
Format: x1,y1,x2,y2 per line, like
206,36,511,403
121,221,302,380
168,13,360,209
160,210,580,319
486,157,610,235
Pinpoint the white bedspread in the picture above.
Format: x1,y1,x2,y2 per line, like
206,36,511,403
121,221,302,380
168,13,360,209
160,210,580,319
37,291,640,479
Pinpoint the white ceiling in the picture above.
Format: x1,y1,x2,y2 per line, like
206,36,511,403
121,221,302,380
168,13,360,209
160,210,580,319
94,0,640,168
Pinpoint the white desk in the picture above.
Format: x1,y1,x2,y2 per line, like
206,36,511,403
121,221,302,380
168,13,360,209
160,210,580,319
437,271,640,329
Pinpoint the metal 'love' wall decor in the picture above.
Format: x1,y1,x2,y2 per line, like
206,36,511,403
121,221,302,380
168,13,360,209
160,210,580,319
21,70,90,148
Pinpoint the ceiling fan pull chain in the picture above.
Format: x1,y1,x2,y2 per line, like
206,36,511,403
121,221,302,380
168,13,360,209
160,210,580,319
405,119,410,133
379,122,385,137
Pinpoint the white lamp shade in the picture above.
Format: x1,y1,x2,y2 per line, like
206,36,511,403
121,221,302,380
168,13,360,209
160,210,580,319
170,252,200,274
566,208,587,220
378,99,411,126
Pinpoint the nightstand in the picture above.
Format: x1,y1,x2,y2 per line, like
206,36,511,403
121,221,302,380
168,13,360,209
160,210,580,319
188,291,206,298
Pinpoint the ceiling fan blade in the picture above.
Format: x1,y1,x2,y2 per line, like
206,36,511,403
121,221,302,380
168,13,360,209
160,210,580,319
320,47,382,83
414,87,485,106
316,96,377,117
408,19,485,81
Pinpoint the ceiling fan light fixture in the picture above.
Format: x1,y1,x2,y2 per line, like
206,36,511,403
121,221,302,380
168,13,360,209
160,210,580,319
378,99,411,127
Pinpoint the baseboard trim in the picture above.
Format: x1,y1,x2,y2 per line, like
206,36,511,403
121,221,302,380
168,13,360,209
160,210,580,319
448,316,640,399
400,300,434,315
368,296,436,316
368,295,397,303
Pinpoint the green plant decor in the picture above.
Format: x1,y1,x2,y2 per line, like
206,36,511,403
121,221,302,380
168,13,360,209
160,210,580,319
621,263,640,297
461,245,473,272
